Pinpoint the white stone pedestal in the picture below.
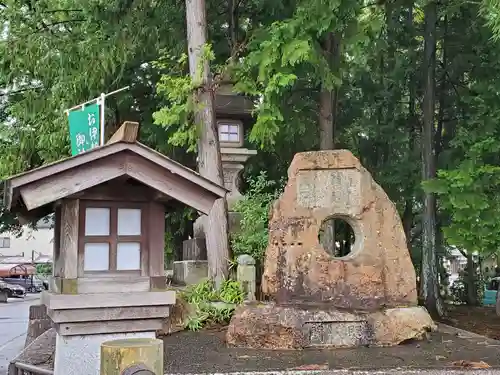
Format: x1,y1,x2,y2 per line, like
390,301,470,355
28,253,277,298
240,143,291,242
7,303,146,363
54,331,154,375
43,291,175,375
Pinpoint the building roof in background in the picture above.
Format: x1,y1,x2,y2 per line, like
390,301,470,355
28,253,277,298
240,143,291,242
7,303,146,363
0,263,36,277
0,254,52,264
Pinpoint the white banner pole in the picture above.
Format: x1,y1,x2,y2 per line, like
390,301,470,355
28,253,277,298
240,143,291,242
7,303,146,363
100,93,105,146
65,86,130,146
64,85,130,118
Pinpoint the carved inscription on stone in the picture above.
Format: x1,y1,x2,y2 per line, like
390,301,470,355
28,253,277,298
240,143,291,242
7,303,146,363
304,321,370,347
296,169,362,213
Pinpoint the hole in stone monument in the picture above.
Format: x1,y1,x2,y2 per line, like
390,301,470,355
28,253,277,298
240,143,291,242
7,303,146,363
318,217,355,257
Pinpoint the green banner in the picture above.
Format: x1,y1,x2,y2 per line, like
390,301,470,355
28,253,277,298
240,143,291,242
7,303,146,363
68,103,100,156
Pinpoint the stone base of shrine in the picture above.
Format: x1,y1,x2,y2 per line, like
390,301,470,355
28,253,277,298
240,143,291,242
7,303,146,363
40,290,175,375
53,330,154,375
226,302,436,349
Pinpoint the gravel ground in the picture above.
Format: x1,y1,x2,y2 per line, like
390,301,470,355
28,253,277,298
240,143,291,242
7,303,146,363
7,317,500,375
163,326,500,374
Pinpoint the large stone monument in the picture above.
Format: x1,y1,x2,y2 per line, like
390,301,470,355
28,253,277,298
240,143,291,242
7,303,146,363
3,122,228,375
227,150,435,349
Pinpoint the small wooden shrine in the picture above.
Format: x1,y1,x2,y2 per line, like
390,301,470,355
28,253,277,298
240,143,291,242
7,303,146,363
3,121,228,375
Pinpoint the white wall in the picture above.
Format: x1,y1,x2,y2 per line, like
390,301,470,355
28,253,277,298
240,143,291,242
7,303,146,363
0,219,54,259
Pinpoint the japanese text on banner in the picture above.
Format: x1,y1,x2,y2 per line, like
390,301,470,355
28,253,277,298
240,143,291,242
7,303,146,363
68,103,100,156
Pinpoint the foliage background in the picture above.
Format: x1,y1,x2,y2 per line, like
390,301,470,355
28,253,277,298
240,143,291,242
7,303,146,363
2,0,500,309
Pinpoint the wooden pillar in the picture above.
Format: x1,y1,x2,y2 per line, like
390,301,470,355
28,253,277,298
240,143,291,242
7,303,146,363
100,338,163,375
148,202,166,291
50,199,80,294
60,199,79,279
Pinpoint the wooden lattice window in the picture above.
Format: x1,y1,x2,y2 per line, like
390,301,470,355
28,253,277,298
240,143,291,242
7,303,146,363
78,201,146,274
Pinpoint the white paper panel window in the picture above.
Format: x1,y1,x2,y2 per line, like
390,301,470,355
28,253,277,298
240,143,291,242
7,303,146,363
85,208,110,236
116,242,141,270
219,133,230,141
229,133,239,142
219,124,229,133
84,243,109,271
117,208,142,235
228,124,239,133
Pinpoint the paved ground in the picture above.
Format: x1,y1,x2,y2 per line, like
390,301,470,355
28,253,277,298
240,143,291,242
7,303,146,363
0,295,40,375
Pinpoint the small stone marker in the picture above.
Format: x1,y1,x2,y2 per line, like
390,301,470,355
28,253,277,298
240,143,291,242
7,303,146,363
236,254,256,302
227,150,435,349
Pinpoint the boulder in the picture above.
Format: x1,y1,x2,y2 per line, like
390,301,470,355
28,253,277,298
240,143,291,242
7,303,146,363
227,303,436,349
261,150,418,309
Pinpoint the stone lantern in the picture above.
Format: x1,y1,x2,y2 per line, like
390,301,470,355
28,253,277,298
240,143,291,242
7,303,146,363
173,85,257,285
217,118,257,208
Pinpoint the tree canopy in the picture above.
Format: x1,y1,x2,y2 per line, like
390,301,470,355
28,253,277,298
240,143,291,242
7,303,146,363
2,0,500,310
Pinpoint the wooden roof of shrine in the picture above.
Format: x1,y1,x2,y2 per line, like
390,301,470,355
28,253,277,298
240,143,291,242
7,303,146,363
4,122,227,219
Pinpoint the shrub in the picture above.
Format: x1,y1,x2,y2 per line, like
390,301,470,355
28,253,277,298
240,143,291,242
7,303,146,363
180,279,245,331
231,171,283,263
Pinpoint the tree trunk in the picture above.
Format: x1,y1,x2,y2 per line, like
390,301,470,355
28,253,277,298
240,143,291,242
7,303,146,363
404,3,416,254
466,253,478,305
185,0,230,288
318,33,340,256
319,32,339,150
402,200,413,251
319,85,333,149
420,0,445,318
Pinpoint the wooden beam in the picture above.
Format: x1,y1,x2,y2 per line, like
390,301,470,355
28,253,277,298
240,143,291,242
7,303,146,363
125,154,215,214
42,290,176,310
106,121,139,145
77,276,150,294
67,181,159,202
49,305,170,323
131,143,227,198
9,142,129,189
19,156,126,211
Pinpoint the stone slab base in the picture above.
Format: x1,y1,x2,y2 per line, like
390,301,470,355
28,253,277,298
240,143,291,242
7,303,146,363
226,303,436,349
53,331,154,375
173,260,208,285
25,304,52,347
